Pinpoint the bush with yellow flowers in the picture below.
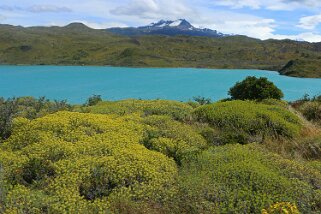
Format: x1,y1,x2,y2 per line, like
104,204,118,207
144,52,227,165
0,112,178,213
262,202,300,214
78,99,194,121
142,115,207,164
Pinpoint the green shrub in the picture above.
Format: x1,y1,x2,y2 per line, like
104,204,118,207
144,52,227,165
261,98,289,108
80,99,193,121
178,144,321,213
298,135,321,160
186,101,200,108
142,115,207,164
0,112,178,213
298,101,321,123
0,96,71,140
193,100,301,143
262,202,300,214
85,94,102,106
193,96,212,105
229,76,284,101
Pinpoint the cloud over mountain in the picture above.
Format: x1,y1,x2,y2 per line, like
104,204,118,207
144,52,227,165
298,14,321,30
0,4,72,13
110,0,194,20
0,0,320,42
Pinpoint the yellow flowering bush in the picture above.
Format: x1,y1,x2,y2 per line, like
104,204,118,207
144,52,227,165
262,202,300,214
78,99,194,120
0,112,178,213
142,115,207,164
0,98,320,213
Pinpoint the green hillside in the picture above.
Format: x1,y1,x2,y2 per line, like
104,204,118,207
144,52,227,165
1,23,321,77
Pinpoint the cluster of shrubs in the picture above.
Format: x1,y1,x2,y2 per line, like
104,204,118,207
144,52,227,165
1,77,320,213
0,112,177,213
178,144,321,213
79,99,194,121
0,96,71,140
291,94,321,124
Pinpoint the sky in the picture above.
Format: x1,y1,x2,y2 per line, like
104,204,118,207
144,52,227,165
0,0,321,42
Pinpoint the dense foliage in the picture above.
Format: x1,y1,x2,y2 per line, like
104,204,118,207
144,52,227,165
178,144,321,213
0,97,71,140
228,76,284,101
193,100,301,144
292,95,321,125
79,99,194,121
0,97,320,213
0,112,177,213
142,115,207,165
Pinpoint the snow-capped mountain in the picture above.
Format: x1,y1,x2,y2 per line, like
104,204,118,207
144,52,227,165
107,19,227,37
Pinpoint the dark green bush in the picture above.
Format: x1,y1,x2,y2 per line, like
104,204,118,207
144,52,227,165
20,158,55,185
193,96,212,105
229,76,284,101
85,95,102,106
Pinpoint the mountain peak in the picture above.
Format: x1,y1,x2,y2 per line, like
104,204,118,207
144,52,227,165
107,19,228,38
148,19,193,29
64,22,91,30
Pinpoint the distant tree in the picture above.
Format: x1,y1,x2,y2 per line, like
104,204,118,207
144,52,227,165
193,96,212,105
228,76,284,101
86,95,102,106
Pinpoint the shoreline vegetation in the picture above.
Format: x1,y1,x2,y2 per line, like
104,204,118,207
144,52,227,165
1,23,321,78
0,78,321,213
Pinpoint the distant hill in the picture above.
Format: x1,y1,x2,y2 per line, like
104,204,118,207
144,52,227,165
107,19,228,37
280,59,321,78
0,22,321,78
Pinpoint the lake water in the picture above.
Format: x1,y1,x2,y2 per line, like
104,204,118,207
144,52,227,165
0,66,321,104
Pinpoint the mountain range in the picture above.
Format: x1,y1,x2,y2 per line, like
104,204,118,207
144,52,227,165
107,19,228,37
0,20,321,78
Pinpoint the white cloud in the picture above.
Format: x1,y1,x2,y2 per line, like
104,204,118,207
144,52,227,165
297,14,321,30
0,4,72,13
110,0,195,20
273,32,321,42
28,5,72,13
0,14,6,22
212,0,321,10
0,0,320,42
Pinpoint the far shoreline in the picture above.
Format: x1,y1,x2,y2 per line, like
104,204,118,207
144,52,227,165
0,63,319,79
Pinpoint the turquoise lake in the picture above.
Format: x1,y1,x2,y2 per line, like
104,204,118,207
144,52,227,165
0,66,321,103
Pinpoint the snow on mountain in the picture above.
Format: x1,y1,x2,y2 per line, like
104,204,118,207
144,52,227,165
169,20,183,27
107,19,229,38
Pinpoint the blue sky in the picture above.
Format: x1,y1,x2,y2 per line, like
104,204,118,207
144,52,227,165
0,0,321,42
